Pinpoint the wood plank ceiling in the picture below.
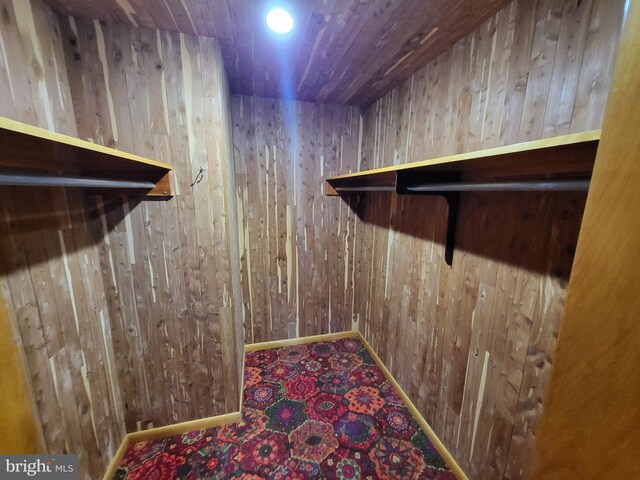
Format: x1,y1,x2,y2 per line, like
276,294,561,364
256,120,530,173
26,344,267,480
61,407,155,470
41,0,511,106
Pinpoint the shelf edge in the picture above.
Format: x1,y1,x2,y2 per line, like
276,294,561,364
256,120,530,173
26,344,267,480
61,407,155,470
0,116,173,171
326,129,601,182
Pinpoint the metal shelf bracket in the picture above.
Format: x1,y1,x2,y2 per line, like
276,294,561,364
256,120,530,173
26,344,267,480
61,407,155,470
396,172,460,266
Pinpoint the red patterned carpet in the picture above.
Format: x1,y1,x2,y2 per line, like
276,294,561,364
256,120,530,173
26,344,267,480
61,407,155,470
113,336,457,479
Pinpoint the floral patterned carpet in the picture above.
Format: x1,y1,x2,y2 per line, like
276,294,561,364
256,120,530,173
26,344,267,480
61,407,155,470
113,336,456,479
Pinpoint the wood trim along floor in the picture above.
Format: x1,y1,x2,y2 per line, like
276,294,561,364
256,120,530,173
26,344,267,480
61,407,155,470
102,330,468,479
244,330,360,352
100,410,243,480
126,412,243,444
101,434,131,480
238,352,246,414
354,331,469,480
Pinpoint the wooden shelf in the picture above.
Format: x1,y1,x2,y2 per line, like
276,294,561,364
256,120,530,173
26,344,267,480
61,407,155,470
326,131,600,265
325,130,600,195
0,116,174,197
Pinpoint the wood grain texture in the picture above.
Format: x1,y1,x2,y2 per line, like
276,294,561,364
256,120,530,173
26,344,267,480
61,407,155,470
0,3,242,478
0,2,627,480
0,2,120,477
532,0,640,477
0,277,45,454
39,0,513,106
352,0,625,478
0,116,173,195
61,15,242,429
326,130,600,193
231,95,361,343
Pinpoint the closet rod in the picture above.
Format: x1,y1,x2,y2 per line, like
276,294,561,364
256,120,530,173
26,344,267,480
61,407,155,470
330,185,396,192
332,179,590,193
405,179,590,192
0,172,156,189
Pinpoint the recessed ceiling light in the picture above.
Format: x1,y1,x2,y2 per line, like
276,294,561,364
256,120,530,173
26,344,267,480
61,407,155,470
265,7,294,35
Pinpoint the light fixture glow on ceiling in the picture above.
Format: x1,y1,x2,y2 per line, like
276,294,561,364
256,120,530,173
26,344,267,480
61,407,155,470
265,7,294,35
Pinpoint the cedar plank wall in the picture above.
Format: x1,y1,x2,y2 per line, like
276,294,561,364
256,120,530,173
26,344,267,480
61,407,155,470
354,0,624,479
231,96,361,343
0,0,122,478
59,14,242,437
0,2,242,478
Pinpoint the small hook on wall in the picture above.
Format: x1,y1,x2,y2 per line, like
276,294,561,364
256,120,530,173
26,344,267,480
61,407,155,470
190,167,205,187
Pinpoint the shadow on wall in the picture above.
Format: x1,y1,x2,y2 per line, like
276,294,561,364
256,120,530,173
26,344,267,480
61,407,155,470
349,190,587,279
0,186,130,274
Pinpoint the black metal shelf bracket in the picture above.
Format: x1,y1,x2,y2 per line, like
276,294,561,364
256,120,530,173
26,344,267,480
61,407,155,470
396,171,460,266
331,172,590,268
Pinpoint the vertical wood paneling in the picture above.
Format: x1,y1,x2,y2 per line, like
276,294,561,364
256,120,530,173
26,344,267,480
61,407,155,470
0,1,122,478
62,16,241,427
40,0,517,106
0,247,45,456
533,1,640,475
231,96,361,344
0,2,626,480
354,0,624,478
0,2,241,478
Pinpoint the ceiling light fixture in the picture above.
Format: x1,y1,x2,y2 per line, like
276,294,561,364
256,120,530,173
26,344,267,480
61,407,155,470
265,6,294,35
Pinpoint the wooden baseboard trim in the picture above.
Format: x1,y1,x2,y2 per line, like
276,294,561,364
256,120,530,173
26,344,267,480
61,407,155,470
127,411,242,443
103,329,467,480
102,411,242,480
101,434,130,480
238,353,246,412
355,331,469,480
244,330,359,352
102,332,356,478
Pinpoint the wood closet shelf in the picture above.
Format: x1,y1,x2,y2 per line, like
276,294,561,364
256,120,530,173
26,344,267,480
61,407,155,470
0,116,174,197
326,130,600,266
324,130,600,196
